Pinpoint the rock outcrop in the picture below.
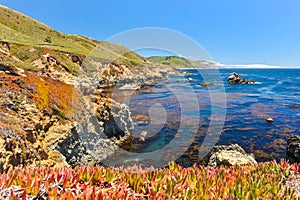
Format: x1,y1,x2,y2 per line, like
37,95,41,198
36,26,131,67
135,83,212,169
0,43,176,171
228,72,255,84
0,7,179,171
287,136,300,163
0,71,137,171
208,144,257,167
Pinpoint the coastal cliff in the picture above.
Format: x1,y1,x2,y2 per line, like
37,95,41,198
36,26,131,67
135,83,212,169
0,5,176,172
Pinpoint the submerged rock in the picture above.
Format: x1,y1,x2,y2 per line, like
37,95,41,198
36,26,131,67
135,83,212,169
289,105,300,109
228,72,255,84
287,136,300,163
197,82,220,87
208,144,257,167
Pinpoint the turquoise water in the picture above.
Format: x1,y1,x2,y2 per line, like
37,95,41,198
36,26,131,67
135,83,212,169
122,68,300,164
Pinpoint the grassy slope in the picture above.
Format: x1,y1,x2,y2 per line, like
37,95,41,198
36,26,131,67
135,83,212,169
147,56,216,68
147,56,194,68
0,4,146,72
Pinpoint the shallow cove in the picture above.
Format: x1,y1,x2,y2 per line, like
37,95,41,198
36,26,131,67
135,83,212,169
110,68,300,166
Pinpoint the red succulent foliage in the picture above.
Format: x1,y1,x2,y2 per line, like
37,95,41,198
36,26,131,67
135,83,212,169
0,160,298,199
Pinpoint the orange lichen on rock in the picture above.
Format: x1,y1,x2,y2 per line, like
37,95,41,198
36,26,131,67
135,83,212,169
0,71,79,120
0,71,81,171
24,71,78,119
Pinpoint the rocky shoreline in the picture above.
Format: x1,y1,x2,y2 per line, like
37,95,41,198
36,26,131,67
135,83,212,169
0,40,299,172
0,45,177,171
1,53,300,172
1,4,300,198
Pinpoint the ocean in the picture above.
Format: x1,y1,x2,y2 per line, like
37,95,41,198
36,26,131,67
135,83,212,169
113,68,300,166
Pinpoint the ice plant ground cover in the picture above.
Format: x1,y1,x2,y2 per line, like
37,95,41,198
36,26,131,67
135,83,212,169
0,160,298,199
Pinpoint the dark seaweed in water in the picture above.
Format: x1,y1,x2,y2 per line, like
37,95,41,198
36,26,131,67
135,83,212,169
113,68,300,166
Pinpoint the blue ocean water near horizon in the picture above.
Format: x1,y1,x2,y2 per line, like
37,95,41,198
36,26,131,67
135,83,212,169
122,68,300,164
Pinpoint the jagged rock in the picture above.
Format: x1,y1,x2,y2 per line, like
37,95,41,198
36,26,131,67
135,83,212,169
47,94,135,167
45,120,118,167
287,136,300,163
228,72,255,84
97,100,134,139
208,144,257,167
53,124,94,167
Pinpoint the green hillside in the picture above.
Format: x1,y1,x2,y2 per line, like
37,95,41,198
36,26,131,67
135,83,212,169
0,4,146,73
147,56,218,68
147,56,199,68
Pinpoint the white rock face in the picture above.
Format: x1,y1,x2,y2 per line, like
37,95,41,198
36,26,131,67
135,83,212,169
208,144,257,167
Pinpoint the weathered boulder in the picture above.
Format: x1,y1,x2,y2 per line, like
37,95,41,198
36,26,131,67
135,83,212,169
287,136,300,163
228,72,255,84
208,144,257,167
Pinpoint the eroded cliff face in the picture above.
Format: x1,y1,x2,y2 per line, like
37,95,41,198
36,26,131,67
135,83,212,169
0,44,174,172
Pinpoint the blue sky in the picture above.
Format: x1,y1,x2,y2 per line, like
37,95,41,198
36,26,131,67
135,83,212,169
1,0,300,66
